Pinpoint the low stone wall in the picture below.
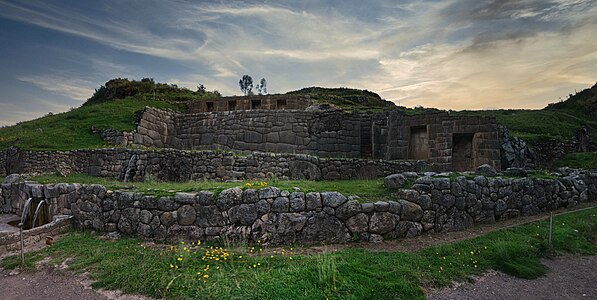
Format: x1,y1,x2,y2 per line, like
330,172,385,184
1,171,595,245
7,148,426,181
0,215,72,255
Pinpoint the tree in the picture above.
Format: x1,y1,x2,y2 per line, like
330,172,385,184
256,78,267,95
239,75,253,96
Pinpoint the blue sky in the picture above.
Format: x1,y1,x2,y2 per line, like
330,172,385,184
0,0,596,126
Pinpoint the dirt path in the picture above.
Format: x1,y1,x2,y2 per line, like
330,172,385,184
0,265,149,300
0,204,595,299
426,254,597,300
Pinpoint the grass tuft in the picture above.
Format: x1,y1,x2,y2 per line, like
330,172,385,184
487,241,546,279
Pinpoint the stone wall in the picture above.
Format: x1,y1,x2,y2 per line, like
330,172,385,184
0,215,72,254
0,151,5,177
133,107,501,171
187,95,312,113
1,171,595,245
6,148,426,182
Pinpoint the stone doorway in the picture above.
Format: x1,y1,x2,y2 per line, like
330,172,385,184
408,125,429,160
452,133,475,171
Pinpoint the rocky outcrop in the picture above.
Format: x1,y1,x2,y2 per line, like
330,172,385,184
498,125,534,169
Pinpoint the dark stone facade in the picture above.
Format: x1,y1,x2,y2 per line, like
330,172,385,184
133,107,501,171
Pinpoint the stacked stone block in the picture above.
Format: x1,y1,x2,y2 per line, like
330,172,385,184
132,107,501,171
0,151,5,177
7,149,426,182
1,171,595,245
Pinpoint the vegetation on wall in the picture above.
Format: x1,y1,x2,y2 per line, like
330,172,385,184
558,152,597,170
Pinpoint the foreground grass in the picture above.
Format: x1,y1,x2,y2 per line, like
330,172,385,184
3,207,596,299
30,173,394,202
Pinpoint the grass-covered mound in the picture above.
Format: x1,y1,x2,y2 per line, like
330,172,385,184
0,78,220,151
287,87,395,110
453,82,597,143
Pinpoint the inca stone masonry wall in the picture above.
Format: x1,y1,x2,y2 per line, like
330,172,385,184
133,107,501,171
0,151,6,177
6,148,426,182
1,171,595,245
187,95,311,113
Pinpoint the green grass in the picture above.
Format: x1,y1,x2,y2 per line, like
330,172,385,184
0,95,182,151
452,108,597,142
558,152,597,169
3,207,596,299
30,173,395,202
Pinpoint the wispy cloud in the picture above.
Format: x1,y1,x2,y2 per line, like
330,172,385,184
16,74,95,101
0,0,595,115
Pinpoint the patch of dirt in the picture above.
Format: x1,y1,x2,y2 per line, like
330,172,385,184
0,234,150,300
426,254,597,300
0,265,150,300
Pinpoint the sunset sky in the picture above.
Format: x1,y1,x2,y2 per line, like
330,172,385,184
0,0,595,126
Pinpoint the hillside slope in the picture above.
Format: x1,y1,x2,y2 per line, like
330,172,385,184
453,82,597,142
0,79,595,153
0,78,219,150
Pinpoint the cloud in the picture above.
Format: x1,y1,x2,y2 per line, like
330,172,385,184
16,74,96,101
0,0,595,115
362,21,597,109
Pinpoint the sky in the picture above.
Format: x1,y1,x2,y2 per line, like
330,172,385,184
0,0,596,127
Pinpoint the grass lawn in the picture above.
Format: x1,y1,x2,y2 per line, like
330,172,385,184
558,152,597,169
30,173,395,202
3,207,596,299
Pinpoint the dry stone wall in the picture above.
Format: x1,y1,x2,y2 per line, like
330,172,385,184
7,149,426,182
133,107,501,171
0,151,6,177
187,95,311,113
1,171,595,245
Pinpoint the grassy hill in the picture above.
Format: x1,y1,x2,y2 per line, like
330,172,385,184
287,87,398,111
453,82,597,142
0,78,220,151
0,79,595,155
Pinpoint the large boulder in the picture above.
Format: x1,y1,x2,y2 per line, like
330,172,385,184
476,164,497,176
384,174,407,189
299,212,350,244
